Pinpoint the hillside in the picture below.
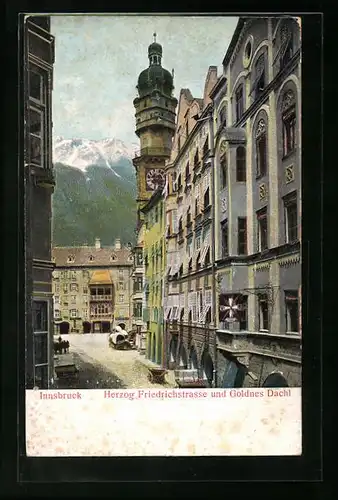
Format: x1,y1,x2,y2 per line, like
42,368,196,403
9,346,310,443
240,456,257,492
52,162,137,247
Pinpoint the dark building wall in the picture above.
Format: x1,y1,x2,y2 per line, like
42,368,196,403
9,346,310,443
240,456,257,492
25,16,55,389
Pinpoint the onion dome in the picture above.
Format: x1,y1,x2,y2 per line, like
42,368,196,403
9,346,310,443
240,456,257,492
137,33,174,98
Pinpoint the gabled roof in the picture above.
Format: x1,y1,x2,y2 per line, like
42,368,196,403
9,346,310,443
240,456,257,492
52,246,133,267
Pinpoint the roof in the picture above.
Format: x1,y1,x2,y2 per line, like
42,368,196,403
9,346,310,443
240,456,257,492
141,186,163,214
52,246,133,268
222,18,246,67
89,270,113,285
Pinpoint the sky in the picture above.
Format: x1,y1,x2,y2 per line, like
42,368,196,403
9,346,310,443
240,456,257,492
51,15,238,146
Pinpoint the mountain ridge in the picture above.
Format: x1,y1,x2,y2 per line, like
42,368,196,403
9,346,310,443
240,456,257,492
52,135,138,247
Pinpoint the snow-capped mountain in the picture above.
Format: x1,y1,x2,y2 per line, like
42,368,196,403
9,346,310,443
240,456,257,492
53,136,139,172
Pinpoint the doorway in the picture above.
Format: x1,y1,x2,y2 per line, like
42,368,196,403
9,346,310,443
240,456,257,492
60,321,70,335
102,321,111,333
83,321,91,334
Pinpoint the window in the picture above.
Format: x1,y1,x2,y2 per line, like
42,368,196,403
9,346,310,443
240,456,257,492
221,220,228,258
219,106,227,127
83,287,88,294
204,187,210,209
196,253,201,271
83,309,88,317
221,159,227,189
185,121,189,140
284,193,298,243
63,284,68,293
134,277,143,292
133,302,143,318
185,162,190,181
203,137,209,157
194,149,199,169
188,258,193,271
70,283,78,291
70,309,77,318
119,294,124,303
238,217,247,255
136,250,143,266
178,136,181,152
255,120,267,177
29,107,43,167
29,69,43,102
282,108,296,156
238,295,248,330
279,23,294,70
285,291,298,333
236,146,246,182
89,255,94,261
252,54,266,100
33,300,49,389
195,235,201,250
258,294,269,331
257,208,268,251
54,310,60,319
205,248,211,266
118,281,124,291
235,85,244,121
54,295,60,304
186,209,192,227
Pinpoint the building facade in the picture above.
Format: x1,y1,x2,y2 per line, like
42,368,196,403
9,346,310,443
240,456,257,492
163,68,219,386
141,188,166,365
24,16,56,389
131,227,147,351
52,238,133,334
131,35,178,345
212,17,301,387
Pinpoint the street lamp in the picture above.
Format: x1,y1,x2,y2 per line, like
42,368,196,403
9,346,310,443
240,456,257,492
192,110,218,387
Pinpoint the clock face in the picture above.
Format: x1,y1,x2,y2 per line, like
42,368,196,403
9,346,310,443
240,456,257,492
145,168,165,191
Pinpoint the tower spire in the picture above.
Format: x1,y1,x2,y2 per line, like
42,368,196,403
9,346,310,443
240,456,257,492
153,32,157,43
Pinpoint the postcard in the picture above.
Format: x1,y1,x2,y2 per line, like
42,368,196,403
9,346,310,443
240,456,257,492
24,13,302,457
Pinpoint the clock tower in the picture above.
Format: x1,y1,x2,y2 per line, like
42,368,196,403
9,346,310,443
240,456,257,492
133,34,178,226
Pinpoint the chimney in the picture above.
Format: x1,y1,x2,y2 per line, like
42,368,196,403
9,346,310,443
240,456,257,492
95,238,101,249
114,238,121,250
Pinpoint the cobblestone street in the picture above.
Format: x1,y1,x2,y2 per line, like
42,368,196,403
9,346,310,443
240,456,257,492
53,334,175,389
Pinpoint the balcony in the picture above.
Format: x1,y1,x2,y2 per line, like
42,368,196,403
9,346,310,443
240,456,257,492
216,330,301,363
134,147,171,158
90,313,113,319
90,295,113,301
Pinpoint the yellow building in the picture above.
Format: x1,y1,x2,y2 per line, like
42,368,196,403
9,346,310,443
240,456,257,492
52,238,133,334
141,188,166,365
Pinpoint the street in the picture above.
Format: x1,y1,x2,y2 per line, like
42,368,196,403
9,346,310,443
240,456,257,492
53,334,175,389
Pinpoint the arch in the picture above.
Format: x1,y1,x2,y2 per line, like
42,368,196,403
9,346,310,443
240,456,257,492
201,350,214,387
189,345,198,370
272,16,300,44
102,321,110,334
249,105,270,136
82,321,91,334
178,342,188,369
215,97,228,116
169,336,178,363
262,372,289,388
118,323,126,330
60,321,70,335
230,70,248,99
247,40,270,74
275,75,301,108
